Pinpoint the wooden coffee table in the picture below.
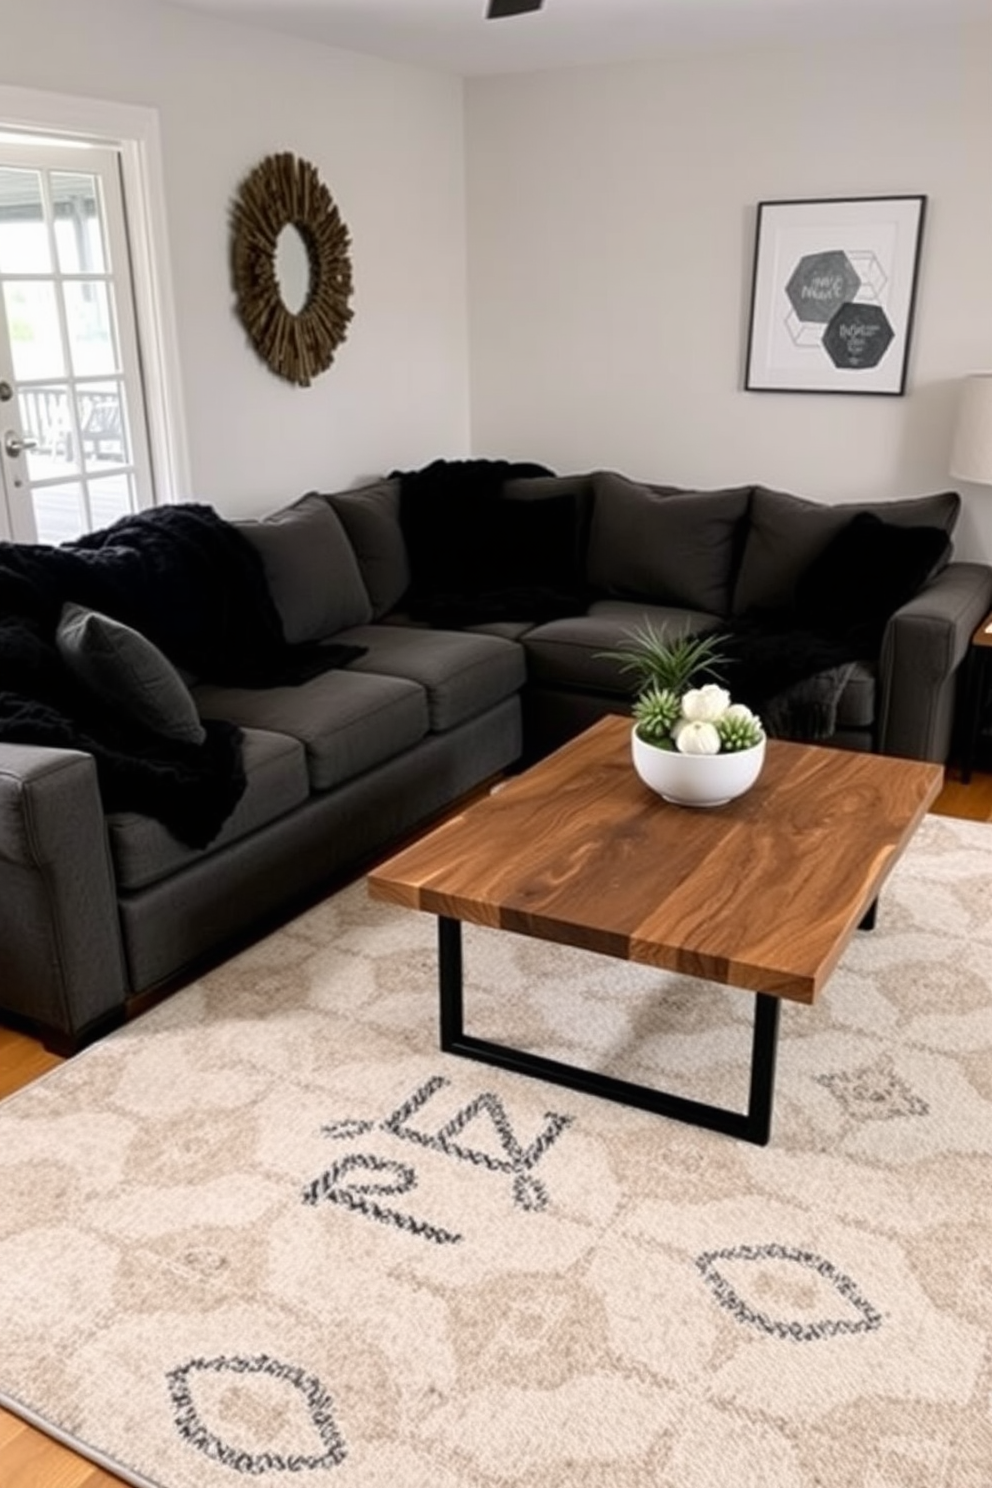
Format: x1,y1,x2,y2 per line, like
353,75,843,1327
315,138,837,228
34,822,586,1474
368,717,943,1144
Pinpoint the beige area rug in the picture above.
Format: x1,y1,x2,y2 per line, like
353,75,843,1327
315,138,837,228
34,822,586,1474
1,813,992,1488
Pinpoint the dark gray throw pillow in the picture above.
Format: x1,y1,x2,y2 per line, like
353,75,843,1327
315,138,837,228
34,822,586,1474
55,602,207,745
733,486,961,616
238,493,373,642
587,471,752,615
324,477,410,619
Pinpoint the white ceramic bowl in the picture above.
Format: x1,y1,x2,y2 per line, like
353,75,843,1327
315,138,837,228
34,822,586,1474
631,727,766,808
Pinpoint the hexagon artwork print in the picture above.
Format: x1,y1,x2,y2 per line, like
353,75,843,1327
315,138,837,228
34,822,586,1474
821,302,895,370
785,250,861,324
744,196,925,395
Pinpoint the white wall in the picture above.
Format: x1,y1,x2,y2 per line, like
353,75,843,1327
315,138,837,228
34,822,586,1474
3,5,991,559
0,0,470,516
465,23,992,562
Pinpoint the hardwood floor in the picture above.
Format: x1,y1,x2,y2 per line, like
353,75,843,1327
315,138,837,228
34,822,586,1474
926,764,992,821
0,1410,124,1488
0,762,990,1488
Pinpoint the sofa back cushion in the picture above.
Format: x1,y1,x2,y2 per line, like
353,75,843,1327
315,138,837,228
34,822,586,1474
587,471,752,616
324,477,410,620
238,493,372,643
501,472,595,506
732,486,961,616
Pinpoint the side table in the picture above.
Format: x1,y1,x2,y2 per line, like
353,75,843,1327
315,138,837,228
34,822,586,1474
960,610,992,783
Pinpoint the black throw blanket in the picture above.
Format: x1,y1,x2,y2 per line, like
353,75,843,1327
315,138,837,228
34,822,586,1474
719,619,868,742
9,502,361,686
719,513,952,740
393,458,590,626
0,504,360,847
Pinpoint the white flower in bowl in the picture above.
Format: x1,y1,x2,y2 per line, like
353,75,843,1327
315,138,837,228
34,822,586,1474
674,719,722,755
722,702,761,727
681,684,731,723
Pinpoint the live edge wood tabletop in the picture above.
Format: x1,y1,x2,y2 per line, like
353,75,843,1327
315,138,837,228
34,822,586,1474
368,715,944,1006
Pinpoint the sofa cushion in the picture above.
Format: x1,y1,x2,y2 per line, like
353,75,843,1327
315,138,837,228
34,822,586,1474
324,477,410,620
522,600,722,697
732,487,961,616
55,602,206,745
238,493,372,643
107,726,309,891
587,472,752,615
795,512,952,636
501,472,595,507
193,669,428,792
338,625,526,733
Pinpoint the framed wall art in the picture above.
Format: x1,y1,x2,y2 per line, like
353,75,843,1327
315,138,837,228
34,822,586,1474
744,194,926,396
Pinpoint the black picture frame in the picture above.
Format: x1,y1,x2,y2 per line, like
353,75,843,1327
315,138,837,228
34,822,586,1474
744,194,926,396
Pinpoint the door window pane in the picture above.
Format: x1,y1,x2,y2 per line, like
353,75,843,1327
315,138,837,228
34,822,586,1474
19,384,78,482
52,173,106,274
31,482,86,545
89,472,133,528
77,381,127,466
0,168,51,274
3,280,66,379
64,280,116,376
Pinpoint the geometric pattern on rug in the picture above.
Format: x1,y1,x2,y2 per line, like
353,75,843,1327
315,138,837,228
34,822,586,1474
301,1074,573,1246
814,1053,931,1121
306,1072,574,1235
0,811,991,1487
695,1242,883,1340
166,1353,347,1472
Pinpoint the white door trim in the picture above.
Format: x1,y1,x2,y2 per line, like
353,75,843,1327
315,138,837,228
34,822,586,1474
0,83,191,507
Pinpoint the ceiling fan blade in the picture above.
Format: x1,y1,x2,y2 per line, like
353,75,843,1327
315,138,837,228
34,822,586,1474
486,0,543,18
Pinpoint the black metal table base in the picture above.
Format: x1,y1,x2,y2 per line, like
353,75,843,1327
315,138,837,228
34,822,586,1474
437,916,782,1146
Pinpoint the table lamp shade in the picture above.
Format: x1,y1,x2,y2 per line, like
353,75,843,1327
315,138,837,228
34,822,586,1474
950,373,992,485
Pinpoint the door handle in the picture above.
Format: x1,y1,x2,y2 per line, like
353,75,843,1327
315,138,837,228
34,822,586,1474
3,431,38,458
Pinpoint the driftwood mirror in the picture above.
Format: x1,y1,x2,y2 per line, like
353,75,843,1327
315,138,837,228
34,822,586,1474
230,152,354,387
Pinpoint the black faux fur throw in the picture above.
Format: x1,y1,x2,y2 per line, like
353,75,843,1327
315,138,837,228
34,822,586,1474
719,619,870,742
0,504,359,846
16,502,362,686
0,664,247,850
725,512,950,740
393,458,591,626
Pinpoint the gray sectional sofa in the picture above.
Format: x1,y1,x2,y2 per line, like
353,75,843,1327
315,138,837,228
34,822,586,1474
1,465,990,1053
510,472,992,762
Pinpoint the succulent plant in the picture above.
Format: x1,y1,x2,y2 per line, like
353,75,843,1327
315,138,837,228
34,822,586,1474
605,624,730,696
632,685,681,746
604,624,765,755
716,706,765,752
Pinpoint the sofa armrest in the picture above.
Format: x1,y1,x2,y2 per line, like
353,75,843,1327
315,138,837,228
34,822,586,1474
876,561,992,761
0,744,129,1049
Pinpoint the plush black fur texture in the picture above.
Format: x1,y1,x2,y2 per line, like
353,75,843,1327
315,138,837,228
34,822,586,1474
0,504,361,846
722,513,951,740
394,458,591,625
720,624,863,741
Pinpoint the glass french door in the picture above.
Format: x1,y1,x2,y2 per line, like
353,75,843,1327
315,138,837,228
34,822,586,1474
0,140,155,544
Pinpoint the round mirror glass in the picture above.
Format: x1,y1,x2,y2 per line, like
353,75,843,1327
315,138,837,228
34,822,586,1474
274,223,310,315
